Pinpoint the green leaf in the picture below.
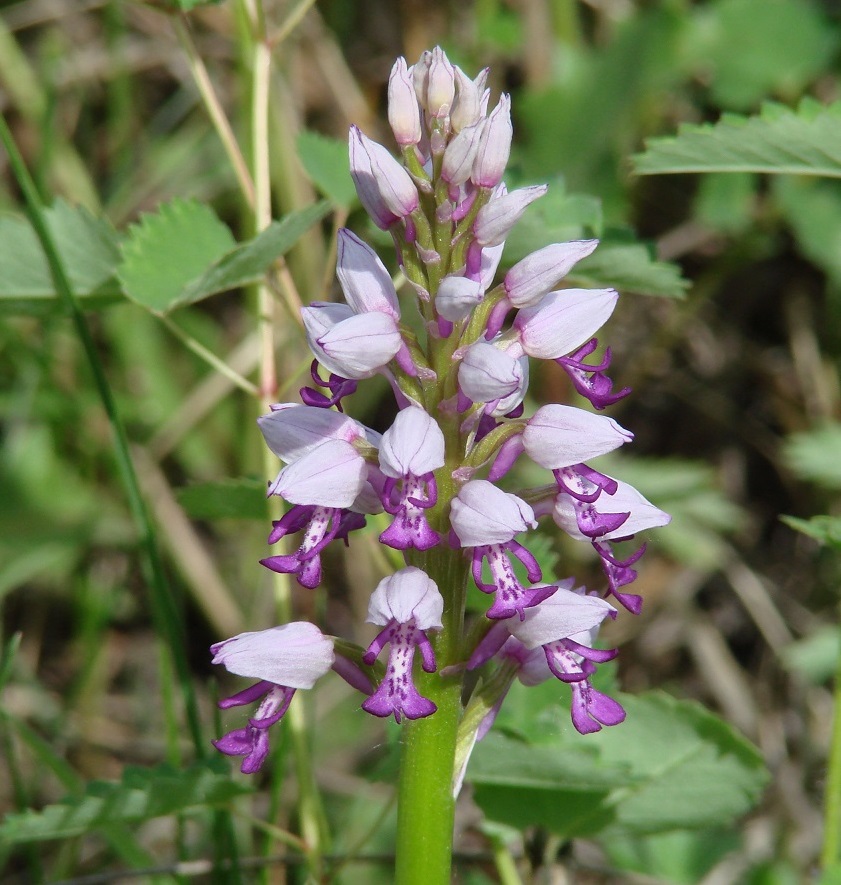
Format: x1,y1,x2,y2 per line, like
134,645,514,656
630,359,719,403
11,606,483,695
693,0,836,111
783,423,841,489
0,759,250,843
572,242,689,299
0,201,123,315
176,201,331,308
296,131,358,208
780,514,841,549
635,100,841,178
604,828,741,884
773,177,841,288
119,198,236,314
177,478,267,520
469,690,768,838
779,625,840,684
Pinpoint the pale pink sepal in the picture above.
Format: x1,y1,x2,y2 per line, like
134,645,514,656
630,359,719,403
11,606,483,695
504,240,599,308
436,274,484,322
388,57,422,145
366,566,444,630
258,404,378,465
303,304,402,379
506,586,617,650
458,341,528,412
522,404,633,469
553,477,671,541
450,480,536,547
211,622,334,690
336,229,400,320
514,288,619,360
472,94,512,188
271,439,366,508
378,406,445,479
349,126,419,227
474,185,548,247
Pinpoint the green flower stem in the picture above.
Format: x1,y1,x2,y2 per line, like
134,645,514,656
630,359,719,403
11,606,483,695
394,662,464,885
821,615,841,870
0,113,205,757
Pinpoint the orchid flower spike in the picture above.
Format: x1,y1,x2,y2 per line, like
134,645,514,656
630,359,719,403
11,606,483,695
361,567,444,722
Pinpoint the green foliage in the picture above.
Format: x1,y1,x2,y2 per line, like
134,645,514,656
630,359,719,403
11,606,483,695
781,515,841,549
773,177,841,290
119,199,330,314
177,478,267,520
296,131,358,208
176,201,332,308
468,689,768,840
635,100,841,178
783,423,841,490
780,625,840,685
501,180,687,297
604,828,741,884
691,0,836,111
0,760,250,844
573,241,688,299
600,456,743,569
0,201,122,314
119,198,236,314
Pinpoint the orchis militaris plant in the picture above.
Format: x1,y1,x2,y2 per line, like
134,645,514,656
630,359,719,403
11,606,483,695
211,46,670,883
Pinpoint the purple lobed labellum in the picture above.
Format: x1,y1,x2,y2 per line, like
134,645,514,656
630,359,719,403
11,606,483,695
361,568,443,723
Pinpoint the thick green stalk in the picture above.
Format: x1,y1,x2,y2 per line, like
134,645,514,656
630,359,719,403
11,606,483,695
395,527,469,883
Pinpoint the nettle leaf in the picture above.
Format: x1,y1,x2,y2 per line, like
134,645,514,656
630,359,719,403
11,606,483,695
119,199,329,315
0,759,250,843
634,100,841,178
783,423,841,489
0,201,122,315
469,691,767,838
572,242,688,299
119,198,235,314
177,478,267,520
780,514,841,550
176,201,331,309
296,131,358,208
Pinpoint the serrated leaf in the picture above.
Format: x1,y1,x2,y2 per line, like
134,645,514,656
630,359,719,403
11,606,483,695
0,759,250,844
783,423,841,489
177,478,267,520
469,691,767,838
635,101,841,178
296,131,358,208
780,514,841,549
176,201,331,308
572,242,688,299
0,201,123,315
119,198,236,314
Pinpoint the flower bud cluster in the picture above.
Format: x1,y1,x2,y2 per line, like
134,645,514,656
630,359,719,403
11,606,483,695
211,48,670,774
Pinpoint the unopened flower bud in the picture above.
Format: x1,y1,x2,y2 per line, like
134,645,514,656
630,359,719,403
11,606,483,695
472,94,512,188
504,240,599,307
426,47,455,119
388,58,422,145
451,67,484,132
474,185,548,246
349,126,419,228
442,121,484,185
